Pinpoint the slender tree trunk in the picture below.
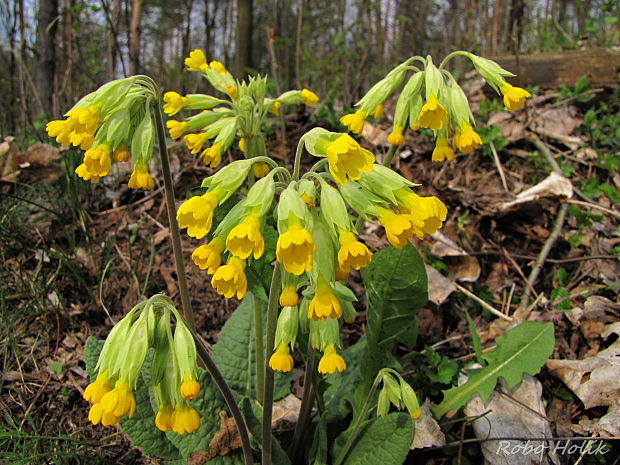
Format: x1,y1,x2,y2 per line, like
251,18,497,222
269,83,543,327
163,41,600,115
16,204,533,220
106,0,121,79
36,0,59,117
491,0,502,55
235,0,253,77
181,0,193,73
129,0,143,75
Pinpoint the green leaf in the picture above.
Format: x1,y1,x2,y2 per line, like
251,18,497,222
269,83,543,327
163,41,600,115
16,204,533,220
84,337,105,378
465,311,484,366
310,415,328,465
332,413,413,465
432,321,555,418
212,294,291,400
360,243,427,380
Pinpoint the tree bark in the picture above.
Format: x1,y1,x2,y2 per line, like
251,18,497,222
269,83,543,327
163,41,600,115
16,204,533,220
36,0,59,117
235,0,253,77
106,0,121,79
129,0,143,76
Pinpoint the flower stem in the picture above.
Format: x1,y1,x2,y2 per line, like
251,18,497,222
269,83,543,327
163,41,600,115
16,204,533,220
254,295,265,403
191,326,254,465
152,100,196,332
292,139,305,181
287,345,316,463
261,264,282,465
439,50,470,70
332,374,383,465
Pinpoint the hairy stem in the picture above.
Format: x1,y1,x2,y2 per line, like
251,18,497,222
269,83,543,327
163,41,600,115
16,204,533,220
254,295,264,403
287,345,316,463
261,264,282,465
292,139,305,181
153,100,196,332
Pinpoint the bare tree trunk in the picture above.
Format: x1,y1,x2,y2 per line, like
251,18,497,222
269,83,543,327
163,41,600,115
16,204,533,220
491,0,502,55
106,0,121,79
181,0,193,73
36,0,59,117
129,0,143,75
507,0,525,53
235,0,253,77
295,0,304,89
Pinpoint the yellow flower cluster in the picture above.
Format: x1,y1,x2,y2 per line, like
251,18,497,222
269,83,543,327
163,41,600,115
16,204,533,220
340,53,531,163
84,297,202,435
46,78,157,189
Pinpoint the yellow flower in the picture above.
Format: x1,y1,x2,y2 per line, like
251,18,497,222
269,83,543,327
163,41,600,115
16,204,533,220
397,192,447,239
83,371,111,404
155,406,174,432
387,125,405,146
171,404,201,435
66,106,100,135
339,110,367,135
431,134,455,162
167,120,189,139
325,134,375,185
269,101,281,115
276,227,315,275
238,138,245,152
209,60,227,75
252,162,270,179
377,209,415,248
419,94,448,130
318,344,346,374
163,91,190,116
226,214,265,260
100,379,136,418
75,163,100,184
211,256,247,299
300,193,314,208
308,279,342,320
269,343,294,372
46,120,72,146
225,85,237,98
500,82,531,111
200,143,222,168
454,122,482,153
180,375,200,400
185,49,209,72
84,144,112,177
337,230,372,272
128,163,154,190
191,238,224,274
88,402,119,426
184,133,208,154
279,284,299,307
335,264,349,281
370,104,384,119
112,145,130,162
301,89,320,106
176,191,220,239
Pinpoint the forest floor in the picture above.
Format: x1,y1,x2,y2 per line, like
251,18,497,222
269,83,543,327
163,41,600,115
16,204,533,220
1,79,619,464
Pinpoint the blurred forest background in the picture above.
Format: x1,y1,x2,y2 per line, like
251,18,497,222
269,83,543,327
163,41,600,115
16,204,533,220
1,0,619,137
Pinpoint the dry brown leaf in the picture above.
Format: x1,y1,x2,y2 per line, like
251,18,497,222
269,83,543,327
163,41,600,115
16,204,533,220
530,106,581,138
546,322,620,434
425,264,456,305
500,172,573,211
464,375,559,465
188,411,241,465
272,393,301,430
23,142,59,166
430,232,480,282
487,111,527,142
411,399,445,450
361,121,388,147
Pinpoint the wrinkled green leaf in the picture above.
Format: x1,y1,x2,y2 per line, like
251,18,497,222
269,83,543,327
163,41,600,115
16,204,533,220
433,321,555,418
212,293,291,400
332,413,413,465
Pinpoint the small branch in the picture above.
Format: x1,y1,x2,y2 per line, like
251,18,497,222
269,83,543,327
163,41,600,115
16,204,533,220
520,203,569,310
489,140,509,192
454,283,513,322
567,199,620,220
525,132,562,175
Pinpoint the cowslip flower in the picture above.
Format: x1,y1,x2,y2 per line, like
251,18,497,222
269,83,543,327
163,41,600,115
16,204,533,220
318,344,346,374
340,109,367,135
370,104,384,118
209,60,227,75
269,343,294,372
191,237,225,274
176,190,221,239
99,379,136,419
376,208,416,248
324,134,375,185
453,122,482,153
171,404,201,434
185,49,209,72
211,256,247,299
308,278,342,320
167,120,189,140
113,144,130,162
500,82,531,110
184,133,208,154
252,162,270,179
226,214,265,260
337,230,372,272
301,89,320,106
276,226,315,275
387,125,405,146
419,94,448,130
396,191,447,239
128,162,154,190
200,143,222,168
163,92,190,116
84,144,112,177
75,163,100,183
155,406,175,432
432,134,455,162
279,284,299,307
